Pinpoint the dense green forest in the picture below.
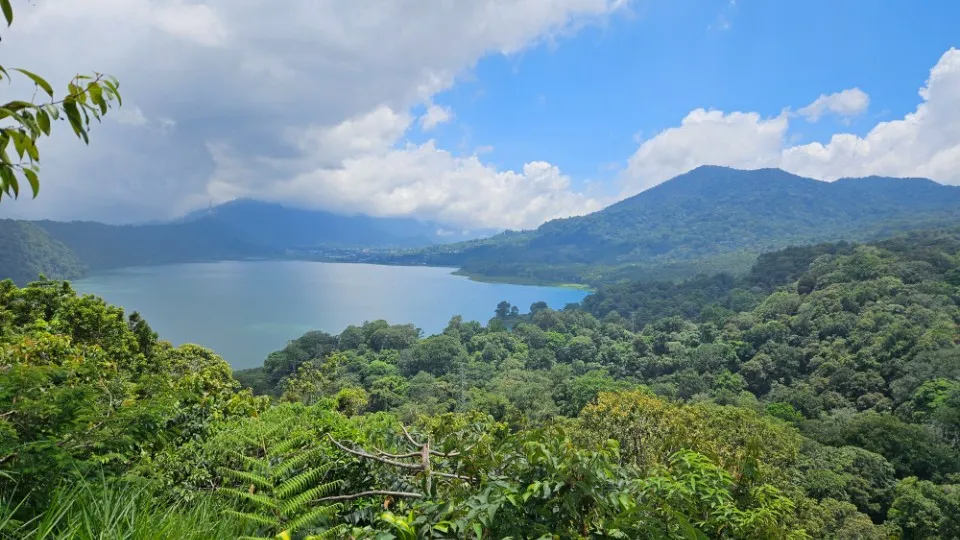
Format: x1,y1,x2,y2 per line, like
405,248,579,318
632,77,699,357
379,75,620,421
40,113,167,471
367,167,960,284
3,229,959,538
0,220,86,285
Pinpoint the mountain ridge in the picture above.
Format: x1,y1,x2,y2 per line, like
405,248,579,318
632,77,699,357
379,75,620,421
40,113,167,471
3,166,960,286
364,166,960,284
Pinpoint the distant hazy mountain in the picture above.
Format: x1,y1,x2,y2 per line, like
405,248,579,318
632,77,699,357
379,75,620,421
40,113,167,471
376,166,960,283
179,199,497,248
0,200,498,283
5,168,960,286
34,219,267,272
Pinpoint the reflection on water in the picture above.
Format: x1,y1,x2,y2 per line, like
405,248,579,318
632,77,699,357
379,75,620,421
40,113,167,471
73,261,588,369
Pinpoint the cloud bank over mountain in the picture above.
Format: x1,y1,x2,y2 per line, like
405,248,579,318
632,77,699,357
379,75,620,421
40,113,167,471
3,1,958,230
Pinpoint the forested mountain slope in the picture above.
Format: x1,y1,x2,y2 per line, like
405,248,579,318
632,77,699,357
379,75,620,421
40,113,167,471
0,220,86,285
379,166,960,284
4,228,960,537
34,218,268,271
229,228,960,537
0,200,497,282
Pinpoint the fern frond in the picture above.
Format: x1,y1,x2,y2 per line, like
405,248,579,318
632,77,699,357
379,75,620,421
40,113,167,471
267,435,309,458
219,468,273,490
271,448,327,478
275,465,332,499
280,480,345,516
306,523,349,539
285,503,343,533
224,509,281,528
238,453,270,472
219,488,280,510
237,433,263,449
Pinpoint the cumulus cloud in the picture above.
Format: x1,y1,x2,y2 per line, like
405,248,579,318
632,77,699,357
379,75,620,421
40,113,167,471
199,106,603,229
2,0,627,227
420,105,454,131
621,48,960,195
622,109,788,193
797,87,870,122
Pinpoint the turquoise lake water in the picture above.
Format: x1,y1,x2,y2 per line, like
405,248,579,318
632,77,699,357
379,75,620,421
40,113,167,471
73,261,589,369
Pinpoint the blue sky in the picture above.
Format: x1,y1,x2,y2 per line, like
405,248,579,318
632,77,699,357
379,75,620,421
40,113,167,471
418,0,959,191
5,0,960,230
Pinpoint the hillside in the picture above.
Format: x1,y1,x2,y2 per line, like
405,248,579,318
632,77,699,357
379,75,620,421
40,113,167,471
0,201,497,282
375,166,960,284
0,220,87,285
34,219,270,271
5,229,960,537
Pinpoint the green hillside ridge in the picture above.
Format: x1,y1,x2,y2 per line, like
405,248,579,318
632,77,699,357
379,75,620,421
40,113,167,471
3,167,960,287
5,228,958,537
0,219,86,285
369,166,960,284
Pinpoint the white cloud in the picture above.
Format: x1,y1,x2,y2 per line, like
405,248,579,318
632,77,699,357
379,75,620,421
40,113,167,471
153,2,228,46
199,106,603,229
622,109,788,193
114,106,149,127
2,0,628,226
420,105,454,131
797,87,870,122
621,48,960,195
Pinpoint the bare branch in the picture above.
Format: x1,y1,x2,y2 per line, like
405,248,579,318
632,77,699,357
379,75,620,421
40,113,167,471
318,490,423,502
326,434,421,470
372,446,422,460
433,471,475,481
399,424,423,448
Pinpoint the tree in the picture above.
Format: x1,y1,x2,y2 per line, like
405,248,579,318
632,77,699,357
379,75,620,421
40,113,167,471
0,0,122,200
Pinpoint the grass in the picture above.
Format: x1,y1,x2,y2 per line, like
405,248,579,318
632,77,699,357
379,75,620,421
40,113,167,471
1,476,250,540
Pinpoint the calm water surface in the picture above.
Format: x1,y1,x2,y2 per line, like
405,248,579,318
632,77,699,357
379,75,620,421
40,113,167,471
73,261,588,369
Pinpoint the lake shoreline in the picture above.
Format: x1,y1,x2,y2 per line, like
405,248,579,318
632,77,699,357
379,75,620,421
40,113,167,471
72,260,589,370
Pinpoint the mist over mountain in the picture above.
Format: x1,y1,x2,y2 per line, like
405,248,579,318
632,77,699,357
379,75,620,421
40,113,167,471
3,167,960,286
0,200,498,284
179,199,498,248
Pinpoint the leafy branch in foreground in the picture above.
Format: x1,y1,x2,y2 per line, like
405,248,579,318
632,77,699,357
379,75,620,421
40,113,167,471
0,0,121,201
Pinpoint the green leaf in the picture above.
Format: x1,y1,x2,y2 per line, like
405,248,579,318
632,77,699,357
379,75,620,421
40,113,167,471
12,69,53,97
24,167,38,197
62,101,88,144
1,166,18,198
0,0,12,26
37,109,50,135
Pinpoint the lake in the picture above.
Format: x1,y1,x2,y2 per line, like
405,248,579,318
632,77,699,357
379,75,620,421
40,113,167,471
72,261,589,369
